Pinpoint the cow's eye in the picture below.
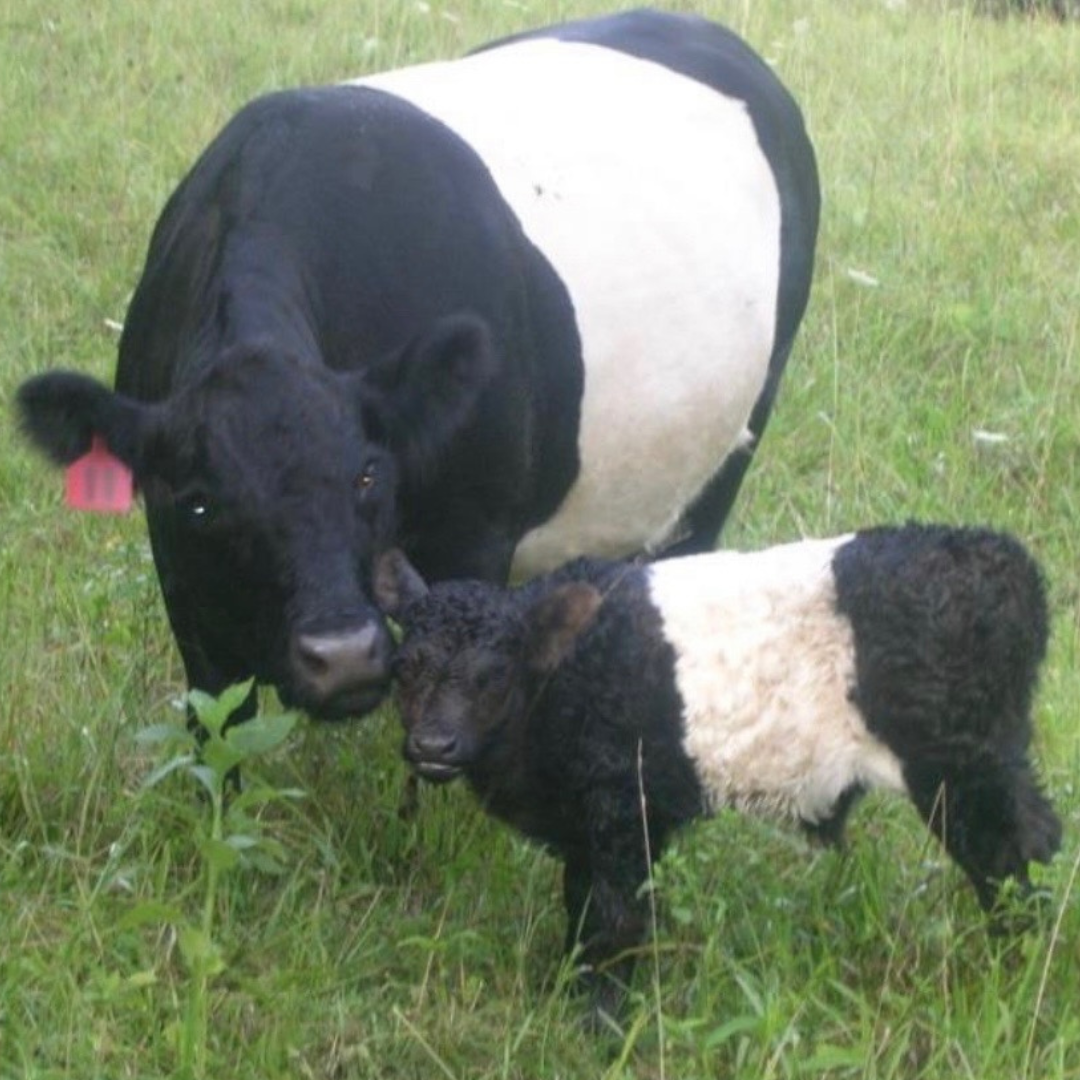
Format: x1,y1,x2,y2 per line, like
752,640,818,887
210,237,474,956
178,491,214,527
355,462,378,494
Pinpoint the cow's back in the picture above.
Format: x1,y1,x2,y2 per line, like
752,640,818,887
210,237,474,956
356,11,818,572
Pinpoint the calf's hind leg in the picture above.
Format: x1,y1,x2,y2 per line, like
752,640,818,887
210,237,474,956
903,746,1061,914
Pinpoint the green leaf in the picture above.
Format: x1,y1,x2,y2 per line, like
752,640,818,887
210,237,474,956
221,806,257,837
230,785,307,815
185,689,224,734
224,833,260,852
239,848,288,876
797,1046,869,1072
249,834,288,863
186,679,254,736
201,738,244,777
198,836,241,872
225,710,299,758
703,1014,762,1050
117,899,186,931
188,765,220,801
177,926,226,978
223,832,293,875
142,753,197,790
134,722,193,749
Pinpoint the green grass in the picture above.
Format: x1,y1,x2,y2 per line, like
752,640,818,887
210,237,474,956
2,1,1078,1077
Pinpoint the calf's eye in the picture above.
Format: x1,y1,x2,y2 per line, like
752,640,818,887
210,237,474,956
474,661,507,692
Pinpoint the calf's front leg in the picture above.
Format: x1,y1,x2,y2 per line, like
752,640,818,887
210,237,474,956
562,790,654,1025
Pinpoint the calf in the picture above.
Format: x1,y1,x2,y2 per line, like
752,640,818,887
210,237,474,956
374,524,1061,1020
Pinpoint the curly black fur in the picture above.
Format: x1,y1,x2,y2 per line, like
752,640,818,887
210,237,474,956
833,523,1060,907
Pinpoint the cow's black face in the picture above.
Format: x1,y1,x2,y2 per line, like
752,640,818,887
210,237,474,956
142,348,398,720
16,312,497,720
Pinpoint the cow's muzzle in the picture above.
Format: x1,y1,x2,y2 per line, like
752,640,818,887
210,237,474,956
289,618,393,720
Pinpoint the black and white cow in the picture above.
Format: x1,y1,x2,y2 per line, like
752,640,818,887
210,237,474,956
374,524,1061,1020
16,10,819,725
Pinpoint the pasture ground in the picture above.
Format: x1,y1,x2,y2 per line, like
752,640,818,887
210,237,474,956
2,1,1078,1077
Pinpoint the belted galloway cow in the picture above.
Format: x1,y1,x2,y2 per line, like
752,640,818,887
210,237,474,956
16,10,820,725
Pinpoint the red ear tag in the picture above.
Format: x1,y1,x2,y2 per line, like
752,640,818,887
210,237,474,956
65,436,134,513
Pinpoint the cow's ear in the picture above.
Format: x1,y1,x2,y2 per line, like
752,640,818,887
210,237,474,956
360,312,497,478
373,548,430,620
16,371,150,469
522,583,603,673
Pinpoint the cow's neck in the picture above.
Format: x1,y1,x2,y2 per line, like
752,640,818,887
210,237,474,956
212,230,321,366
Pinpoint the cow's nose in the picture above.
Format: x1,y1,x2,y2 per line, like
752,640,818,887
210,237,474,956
291,621,392,705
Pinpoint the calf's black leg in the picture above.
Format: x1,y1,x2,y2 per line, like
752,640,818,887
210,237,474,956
563,787,658,1025
562,850,593,959
904,744,1061,915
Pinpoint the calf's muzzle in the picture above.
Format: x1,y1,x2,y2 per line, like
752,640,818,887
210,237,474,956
405,728,467,784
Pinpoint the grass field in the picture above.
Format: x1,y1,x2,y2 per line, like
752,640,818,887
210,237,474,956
2,1,1078,1077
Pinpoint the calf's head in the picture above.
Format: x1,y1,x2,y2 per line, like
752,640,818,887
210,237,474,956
375,549,602,781
16,314,495,720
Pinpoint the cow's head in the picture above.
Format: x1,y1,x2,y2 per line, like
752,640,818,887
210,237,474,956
374,548,601,781
16,313,496,720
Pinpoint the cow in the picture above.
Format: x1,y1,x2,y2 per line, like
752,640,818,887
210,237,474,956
16,10,820,726
373,524,1061,1023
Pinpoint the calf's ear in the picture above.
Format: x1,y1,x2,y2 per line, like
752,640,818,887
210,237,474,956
359,312,497,480
16,371,149,469
523,583,603,673
374,548,430,619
